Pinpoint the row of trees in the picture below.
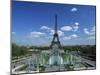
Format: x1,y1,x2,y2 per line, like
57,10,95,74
63,45,96,55
12,43,96,60
63,45,96,60
12,43,28,57
22,44,96,55
29,46,49,50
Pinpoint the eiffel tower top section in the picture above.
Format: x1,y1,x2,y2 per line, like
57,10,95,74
55,15,58,34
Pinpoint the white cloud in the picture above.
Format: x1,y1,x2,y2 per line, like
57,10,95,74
84,26,95,40
73,25,79,32
61,22,79,32
58,30,64,36
40,26,50,30
41,26,64,37
75,22,79,26
71,7,78,12
72,22,79,31
84,28,90,35
63,34,78,40
30,31,45,38
84,26,95,35
49,29,54,34
71,34,78,38
40,26,53,33
63,36,71,40
61,26,72,31
49,29,64,37
12,32,15,35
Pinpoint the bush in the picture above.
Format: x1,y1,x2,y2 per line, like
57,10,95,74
12,43,28,57
39,66,46,72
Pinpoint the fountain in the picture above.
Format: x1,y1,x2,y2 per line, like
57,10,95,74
48,51,63,65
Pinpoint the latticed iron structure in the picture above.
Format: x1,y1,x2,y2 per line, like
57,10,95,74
50,15,62,49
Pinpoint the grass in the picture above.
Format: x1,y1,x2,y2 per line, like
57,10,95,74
61,54,69,61
43,54,50,62
39,65,46,72
64,64,74,71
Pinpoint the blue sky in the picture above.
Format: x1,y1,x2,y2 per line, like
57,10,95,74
12,1,96,46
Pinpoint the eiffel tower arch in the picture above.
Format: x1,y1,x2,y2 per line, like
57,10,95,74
50,15,62,49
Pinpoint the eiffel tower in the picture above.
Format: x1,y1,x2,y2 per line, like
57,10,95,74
50,15,62,49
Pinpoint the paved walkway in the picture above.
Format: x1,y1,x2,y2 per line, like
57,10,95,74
81,57,96,67
12,64,25,72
